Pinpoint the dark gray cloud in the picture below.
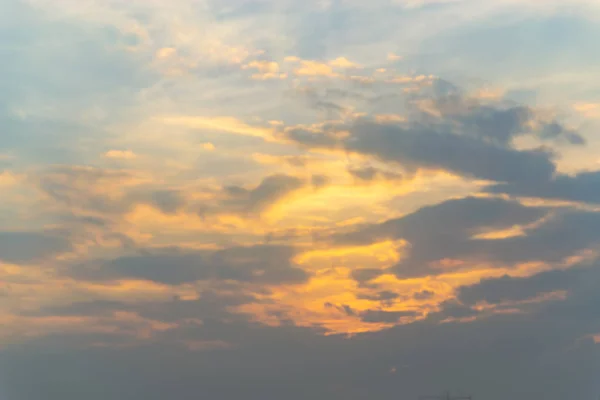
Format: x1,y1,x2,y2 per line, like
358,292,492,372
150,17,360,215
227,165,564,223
285,120,558,184
281,88,582,185
311,174,330,189
338,195,545,247
200,174,306,216
346,121,557,184
431,299,479,321
32,165,133,214
325,302,418,324
33,167,310,226
415,90,584,147
457,262,595,307
223,174,304,212
3,262,599,400
487,170,600,204
357,290,402,303
336,196,600,279
144,190,186,214
0,230,71,264
360,309,419,323
347,165,404,182
69,244,308,285
413,290,435,300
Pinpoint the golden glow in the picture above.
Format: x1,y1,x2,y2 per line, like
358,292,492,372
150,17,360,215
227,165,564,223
329,57,362,69
293,60,338,77
155,115,274,140
471,225,526,240
294,240,407,270
104,149,137,159
573,102,600,118
3,45,594,348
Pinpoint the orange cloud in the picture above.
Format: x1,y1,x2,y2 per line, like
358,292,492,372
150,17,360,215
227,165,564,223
573,102,600,118
104,149,137,159
286,56,362,77
243,60,287,80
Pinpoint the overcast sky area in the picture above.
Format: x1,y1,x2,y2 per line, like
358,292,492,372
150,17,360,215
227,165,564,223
2,0,600,399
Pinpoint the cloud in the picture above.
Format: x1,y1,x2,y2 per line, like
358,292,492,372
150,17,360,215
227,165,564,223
387,52,403,61
347,165,404,182
487,170,600,204
325,302,419,323
242,60,287,80
337,196,545,247
364,203,600,280
200,174,308,216
3,259,599,400
31,165,137,215
359,309,419,323
337,196,551,278
69,244,308,285
202,142,216,151
3,0,600,398
457,269,579,306
573,102,600,118
281,88,581,185
328,57,362,69
293,60,338,77
104,150,137,160
285,56,362,78
0,231,71,264
141,190,186,215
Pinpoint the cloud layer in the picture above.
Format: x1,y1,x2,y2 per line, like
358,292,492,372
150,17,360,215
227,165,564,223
2,0,600,399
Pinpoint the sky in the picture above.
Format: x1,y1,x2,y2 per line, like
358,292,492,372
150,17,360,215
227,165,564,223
1,0,600,399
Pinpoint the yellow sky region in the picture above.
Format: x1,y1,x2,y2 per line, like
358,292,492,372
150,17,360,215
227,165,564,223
235,253,569,335
0,171,20,187
264,170,471,226
294,240,407,271
243,60,287,80
573,102,600,118
112,165,477,250
261,186,393,227
155,115,275,140
284,56,362,77
122,204,266,246
328,57,362,69
104,149,137,160
293,60,338,77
